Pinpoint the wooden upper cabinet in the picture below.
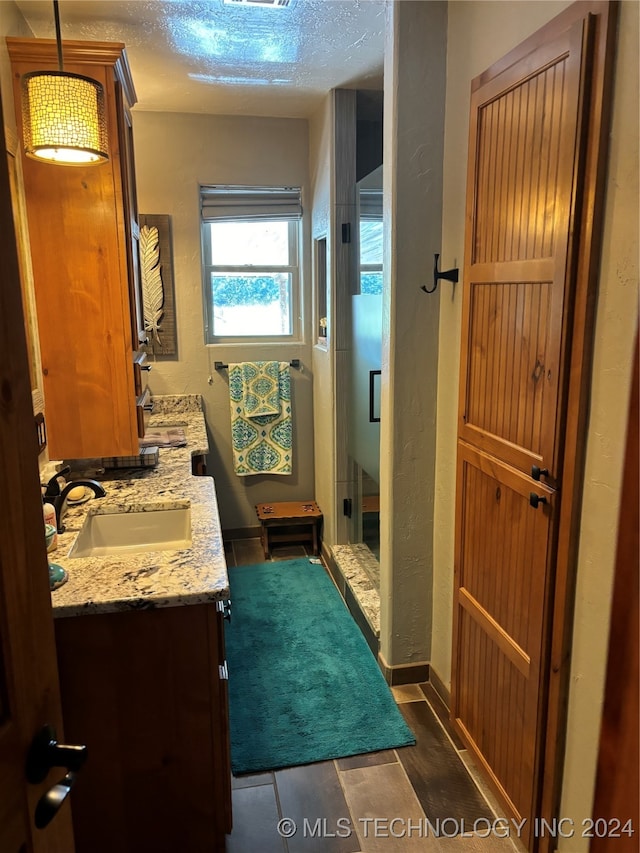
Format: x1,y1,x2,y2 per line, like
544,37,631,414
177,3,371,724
6,38,144,459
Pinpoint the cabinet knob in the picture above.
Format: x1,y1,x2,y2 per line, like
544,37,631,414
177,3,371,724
531,465,550,481
529,493,548,509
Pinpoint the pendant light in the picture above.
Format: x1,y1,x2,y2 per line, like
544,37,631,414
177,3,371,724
20,0,108,165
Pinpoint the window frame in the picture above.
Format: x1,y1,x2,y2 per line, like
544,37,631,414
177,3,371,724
201,206,302,345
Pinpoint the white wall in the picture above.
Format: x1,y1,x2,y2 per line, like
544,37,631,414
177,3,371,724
133,111,315,530
433,0,639,844
308,94,337,544
379,0,446,667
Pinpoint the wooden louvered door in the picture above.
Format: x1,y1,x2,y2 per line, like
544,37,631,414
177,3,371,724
452,14,593,846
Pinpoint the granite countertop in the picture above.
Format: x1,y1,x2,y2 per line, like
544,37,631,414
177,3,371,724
49,395,229,619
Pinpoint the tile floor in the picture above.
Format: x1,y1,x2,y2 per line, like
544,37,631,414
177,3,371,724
223,539,523,853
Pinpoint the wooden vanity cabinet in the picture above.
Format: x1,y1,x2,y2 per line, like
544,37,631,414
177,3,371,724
54,602,232,853
7,38,146,459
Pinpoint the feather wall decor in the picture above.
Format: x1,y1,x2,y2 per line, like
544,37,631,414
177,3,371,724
140,224,165,346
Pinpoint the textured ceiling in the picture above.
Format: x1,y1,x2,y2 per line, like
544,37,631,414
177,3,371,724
15,0,386,117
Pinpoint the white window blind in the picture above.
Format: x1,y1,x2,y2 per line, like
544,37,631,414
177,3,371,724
358,187,383,221
200,185,302,223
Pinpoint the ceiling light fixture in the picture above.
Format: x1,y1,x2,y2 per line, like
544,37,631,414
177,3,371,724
20,0,108,165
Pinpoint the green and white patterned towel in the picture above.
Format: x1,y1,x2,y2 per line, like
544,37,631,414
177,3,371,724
241,361,280,416
229,362,292,476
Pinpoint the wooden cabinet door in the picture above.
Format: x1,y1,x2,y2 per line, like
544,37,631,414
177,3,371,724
0,91,75,853
55,604,231,852
451,7,615,847
6,38,140,460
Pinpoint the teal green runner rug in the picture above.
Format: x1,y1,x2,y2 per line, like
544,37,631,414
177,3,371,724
226,559,415,774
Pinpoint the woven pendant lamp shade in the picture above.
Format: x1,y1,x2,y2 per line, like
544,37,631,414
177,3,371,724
21,70,108,165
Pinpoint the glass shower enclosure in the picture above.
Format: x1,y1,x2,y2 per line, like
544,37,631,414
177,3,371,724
348,165,382,565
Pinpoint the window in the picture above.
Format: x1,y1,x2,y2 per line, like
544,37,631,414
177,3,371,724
314,236,327,345
200,185,302,342
359,219,383,295
358,187,383,295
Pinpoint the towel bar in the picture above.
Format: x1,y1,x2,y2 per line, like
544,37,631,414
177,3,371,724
214,359,300,370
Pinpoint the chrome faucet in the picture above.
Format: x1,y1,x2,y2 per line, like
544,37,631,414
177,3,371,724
54,480,106,534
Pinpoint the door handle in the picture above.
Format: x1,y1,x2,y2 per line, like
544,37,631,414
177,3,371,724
34,771,77,829
369,370,381,423
26,725,87,831
26,725,87,785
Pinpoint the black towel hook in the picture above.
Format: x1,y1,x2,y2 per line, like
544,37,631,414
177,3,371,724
421,254,459,294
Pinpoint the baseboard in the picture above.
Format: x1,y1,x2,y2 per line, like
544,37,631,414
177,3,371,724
222,525,261,541
428,665,451,709
377,652,430,687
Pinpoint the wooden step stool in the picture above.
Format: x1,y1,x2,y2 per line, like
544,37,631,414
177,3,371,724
255,501,323,558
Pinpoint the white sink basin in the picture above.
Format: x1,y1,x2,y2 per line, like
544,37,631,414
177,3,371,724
68,506,192,559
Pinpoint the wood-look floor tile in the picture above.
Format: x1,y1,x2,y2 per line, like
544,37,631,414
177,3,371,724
336,750,398,770
232,770,274,789
438,831,520,853
418,682,464,750
226,783,286,853
271,545,308,560
275,761,360,852
392,685,426,703
457,751,510,827
397,703,493,828
233,538,267,566
340,763,441,851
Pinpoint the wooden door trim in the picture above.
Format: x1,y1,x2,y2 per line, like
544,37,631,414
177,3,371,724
539,2,619,844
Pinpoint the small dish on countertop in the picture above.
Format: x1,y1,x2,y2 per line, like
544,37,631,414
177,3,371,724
66,488,92,506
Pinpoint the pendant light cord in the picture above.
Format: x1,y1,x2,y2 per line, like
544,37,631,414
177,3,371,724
53,0,63,71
